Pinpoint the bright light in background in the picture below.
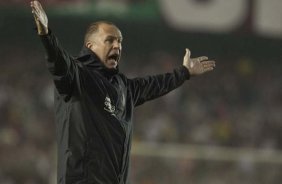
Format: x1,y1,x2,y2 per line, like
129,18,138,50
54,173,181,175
159,0,282,38
255,0,282,38
159,0,247,32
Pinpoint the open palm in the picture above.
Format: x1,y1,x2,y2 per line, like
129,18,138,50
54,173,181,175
183,48,215,76
31,1,48,35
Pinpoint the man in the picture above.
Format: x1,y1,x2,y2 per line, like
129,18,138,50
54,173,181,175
30,1,215,184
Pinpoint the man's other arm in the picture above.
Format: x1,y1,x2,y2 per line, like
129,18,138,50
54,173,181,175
128,49,216,106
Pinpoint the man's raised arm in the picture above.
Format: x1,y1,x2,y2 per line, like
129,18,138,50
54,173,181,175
30,0,78,98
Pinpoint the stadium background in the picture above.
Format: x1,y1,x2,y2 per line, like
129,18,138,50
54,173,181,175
0,0,282,183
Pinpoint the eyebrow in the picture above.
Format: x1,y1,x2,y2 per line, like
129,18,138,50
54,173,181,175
106,35,123,40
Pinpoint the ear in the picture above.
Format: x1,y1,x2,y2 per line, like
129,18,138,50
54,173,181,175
86,42,92,49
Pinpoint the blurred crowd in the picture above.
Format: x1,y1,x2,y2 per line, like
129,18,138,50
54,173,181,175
131,53,282,149
0,45,281,184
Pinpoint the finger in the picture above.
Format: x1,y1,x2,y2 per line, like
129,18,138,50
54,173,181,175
33,2,45,19
34,1,43,10
197,56,208,62
204,64,216,70
32,4,42,17
32,10,41,22
31,4,39,14
201,60,216,67
31,1,38,8
32,9,39,19
185,48,191,58
204,67,215,72
202,62,215,73
31,2,36,10
32,13,39,21
201,60,215,64
31,7,38,15
31,1,40,11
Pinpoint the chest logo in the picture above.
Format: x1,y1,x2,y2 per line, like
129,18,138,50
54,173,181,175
104,96,116,115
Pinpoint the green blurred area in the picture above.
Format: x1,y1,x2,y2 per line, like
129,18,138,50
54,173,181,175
0,4,281,61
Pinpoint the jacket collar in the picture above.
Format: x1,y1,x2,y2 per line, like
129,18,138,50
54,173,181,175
76,46,119,78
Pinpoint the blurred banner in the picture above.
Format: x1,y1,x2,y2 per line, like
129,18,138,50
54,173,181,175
1,0,282,39
160,0,282,39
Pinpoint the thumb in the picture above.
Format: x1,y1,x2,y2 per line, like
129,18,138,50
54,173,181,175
185,48,191,59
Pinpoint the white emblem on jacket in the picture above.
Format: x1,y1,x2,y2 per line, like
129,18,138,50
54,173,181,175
104,96,116,115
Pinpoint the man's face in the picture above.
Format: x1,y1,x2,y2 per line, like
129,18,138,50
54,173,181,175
86,24,122,69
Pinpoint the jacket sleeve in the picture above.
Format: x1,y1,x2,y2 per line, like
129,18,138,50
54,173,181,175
39,30,79,100
128,66,190,107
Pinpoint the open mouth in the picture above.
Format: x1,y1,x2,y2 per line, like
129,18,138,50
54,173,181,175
107,53,119,63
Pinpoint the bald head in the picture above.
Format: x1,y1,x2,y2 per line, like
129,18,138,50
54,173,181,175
84,21,120,45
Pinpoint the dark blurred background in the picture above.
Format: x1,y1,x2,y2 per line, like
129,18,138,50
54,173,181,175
0,0,282,184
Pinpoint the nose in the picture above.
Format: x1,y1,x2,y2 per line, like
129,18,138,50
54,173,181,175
113,40,121,50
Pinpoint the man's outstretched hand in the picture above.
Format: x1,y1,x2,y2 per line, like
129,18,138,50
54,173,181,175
183,48,216,76
31,0,48,35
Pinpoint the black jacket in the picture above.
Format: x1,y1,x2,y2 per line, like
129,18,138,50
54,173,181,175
40,31,190,184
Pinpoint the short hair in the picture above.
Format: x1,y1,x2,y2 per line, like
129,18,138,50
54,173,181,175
84,21,118,45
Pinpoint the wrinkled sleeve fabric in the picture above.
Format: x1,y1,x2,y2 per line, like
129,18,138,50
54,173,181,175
39,30,79,100
128,66,190,107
